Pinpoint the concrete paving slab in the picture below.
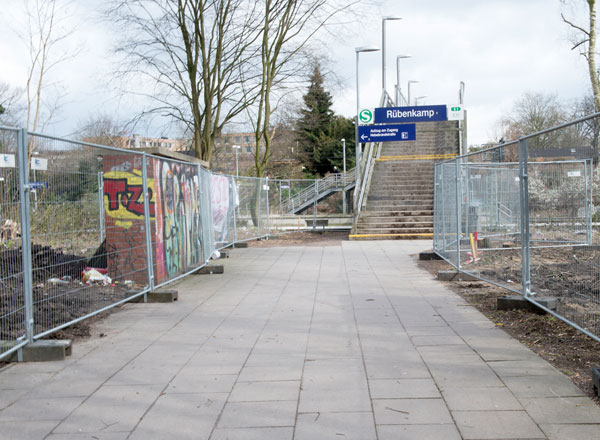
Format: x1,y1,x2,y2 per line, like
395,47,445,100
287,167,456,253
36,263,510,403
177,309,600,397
167,373,237,394
128,393,227,440
210,427,294,440
53,384,164,434
369,378,440,399
46,433,129,440
0,420,60,440
503,374,587,398
3,241,600,439
452,410,545,439
0,396,84,422
520,396,600,424
540,423,600,439
295,412,376,440
442,386,524,411
217,400,297,428
372,398,453,425
229,380,300,402
377,424,462,440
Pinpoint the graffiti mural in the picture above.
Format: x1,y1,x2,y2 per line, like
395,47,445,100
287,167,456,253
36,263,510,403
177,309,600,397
103,158,155,229
153,159,203,282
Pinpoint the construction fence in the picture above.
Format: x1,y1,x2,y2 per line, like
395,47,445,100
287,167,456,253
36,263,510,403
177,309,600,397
434,113,600,341
0,126,293,361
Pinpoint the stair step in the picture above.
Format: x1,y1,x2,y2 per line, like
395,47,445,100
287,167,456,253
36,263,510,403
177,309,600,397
358,217,432,224
359,210,433,217
355,227,434,234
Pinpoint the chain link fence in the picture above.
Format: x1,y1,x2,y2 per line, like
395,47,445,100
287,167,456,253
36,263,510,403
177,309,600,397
434,113,600,341
0,127,273,361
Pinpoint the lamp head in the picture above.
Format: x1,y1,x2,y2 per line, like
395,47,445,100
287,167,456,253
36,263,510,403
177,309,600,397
355,46,380,53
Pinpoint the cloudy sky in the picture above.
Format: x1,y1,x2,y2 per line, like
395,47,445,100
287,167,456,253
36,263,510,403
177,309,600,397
0,0,592,147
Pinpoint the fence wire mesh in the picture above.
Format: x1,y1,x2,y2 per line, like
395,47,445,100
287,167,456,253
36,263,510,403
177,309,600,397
434,114,600,341
0,127,27,359
1,126,309,360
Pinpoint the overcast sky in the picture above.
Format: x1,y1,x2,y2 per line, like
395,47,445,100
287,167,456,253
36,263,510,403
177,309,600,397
0,0,592,147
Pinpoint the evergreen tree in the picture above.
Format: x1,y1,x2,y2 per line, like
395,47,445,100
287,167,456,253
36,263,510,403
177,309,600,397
297,64,335,175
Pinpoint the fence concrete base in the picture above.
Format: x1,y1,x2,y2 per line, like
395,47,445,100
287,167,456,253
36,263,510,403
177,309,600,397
129,290,179,303
4,340,72,362
219,251,229,259
419,250,443,261
497,295,557,314
233,242,248,248
437,270,480,281
194,265,224,275
593,368,600,397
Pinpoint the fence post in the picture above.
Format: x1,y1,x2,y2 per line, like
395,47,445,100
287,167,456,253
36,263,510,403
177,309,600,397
17,128,34,343
455,159,461,272
518,139,531,297
313,179,318,231
257,178,262,232
98,171,105,244
587,159,593,245
265,177,270,235
141,153,154,298
232,176,238,244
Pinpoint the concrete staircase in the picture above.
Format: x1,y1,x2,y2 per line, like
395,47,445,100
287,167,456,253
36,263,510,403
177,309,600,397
353,120,459,239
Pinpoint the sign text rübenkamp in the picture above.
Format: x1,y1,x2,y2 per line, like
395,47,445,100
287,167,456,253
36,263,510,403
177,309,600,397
374,105,447,124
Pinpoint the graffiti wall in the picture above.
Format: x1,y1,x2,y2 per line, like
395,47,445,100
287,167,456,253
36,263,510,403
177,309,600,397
103,156,151,284
103,155,206,286
153,159,203,283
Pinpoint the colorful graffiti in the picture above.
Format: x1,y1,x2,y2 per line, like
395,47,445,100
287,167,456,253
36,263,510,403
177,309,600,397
153,159,203,282
104,164,155,229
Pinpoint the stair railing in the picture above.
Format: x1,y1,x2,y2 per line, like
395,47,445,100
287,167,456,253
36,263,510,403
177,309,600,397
353,91,390,230
281,169,356,214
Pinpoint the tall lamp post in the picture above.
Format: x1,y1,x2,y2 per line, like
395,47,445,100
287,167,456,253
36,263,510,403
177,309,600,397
415,96,427,106
381,16,402,98
341,138,347,214
407,80,419,106
355,45,380,213
232,145,241,176
382,16,402,98
395,55,411,106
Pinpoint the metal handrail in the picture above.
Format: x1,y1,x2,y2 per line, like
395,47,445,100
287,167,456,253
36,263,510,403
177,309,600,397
281,169,356,214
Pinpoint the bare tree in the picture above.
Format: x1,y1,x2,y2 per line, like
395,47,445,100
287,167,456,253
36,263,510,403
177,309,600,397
498,92,564,146
22,0,75,158
0,82,24,127
108,0,264,163
562,0,600,110
250,0,361,178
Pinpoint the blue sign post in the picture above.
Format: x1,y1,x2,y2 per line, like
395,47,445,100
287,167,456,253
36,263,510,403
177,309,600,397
374,105,447,124
358,124,416,143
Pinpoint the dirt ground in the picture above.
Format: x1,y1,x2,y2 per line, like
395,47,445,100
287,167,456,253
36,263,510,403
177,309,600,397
418,257,600,403
248,230,350,247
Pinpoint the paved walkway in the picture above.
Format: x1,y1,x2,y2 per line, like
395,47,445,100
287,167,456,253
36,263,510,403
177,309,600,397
1,241,600,439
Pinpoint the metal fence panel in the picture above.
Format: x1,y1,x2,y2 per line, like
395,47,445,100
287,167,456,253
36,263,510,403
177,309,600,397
26,134,150,339
434,114,600,341
0,127,27,359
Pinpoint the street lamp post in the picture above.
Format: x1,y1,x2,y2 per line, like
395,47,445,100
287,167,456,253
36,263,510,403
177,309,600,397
355,45,380,213
341,138,347,214
395,55,411,106
382,16,402,98
415,96,427,106
407,80,419,106
232,145,241,176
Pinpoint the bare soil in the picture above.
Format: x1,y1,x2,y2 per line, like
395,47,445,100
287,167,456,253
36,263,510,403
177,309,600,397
418,257,600,403
249,231,350,247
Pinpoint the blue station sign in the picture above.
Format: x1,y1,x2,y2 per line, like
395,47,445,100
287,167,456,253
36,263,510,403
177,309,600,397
374,105,447,124
358,124,416,143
